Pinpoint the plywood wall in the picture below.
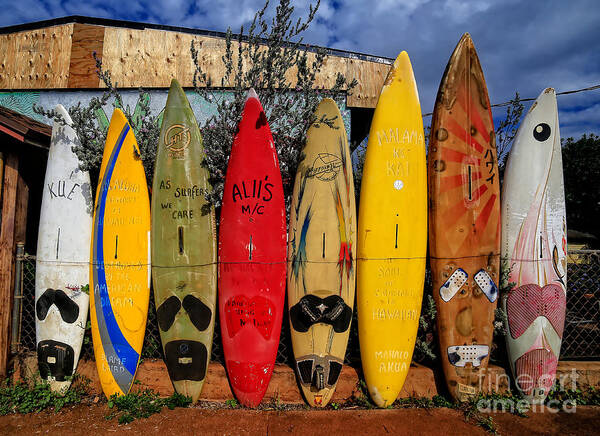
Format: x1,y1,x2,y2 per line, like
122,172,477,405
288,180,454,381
0,24,73,89
101,27,224,88
0,23,391,108
68,23,104,88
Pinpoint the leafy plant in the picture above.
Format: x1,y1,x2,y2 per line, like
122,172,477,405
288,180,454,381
546,386,600,406
493,307,508,337
414,293,437,362
82,319,92,346
349,379,375,409
395,394,454,409
495,92,524,170
471,413,498,435
352,137,368,204
0,375,90,415
224,398,239,409
490,262,515,361
106,389,191,424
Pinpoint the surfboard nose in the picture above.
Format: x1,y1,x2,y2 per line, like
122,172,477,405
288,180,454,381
246,88,259,101
227,360,274,407
166,78,191,109
515,348,558,403
368,384,398,408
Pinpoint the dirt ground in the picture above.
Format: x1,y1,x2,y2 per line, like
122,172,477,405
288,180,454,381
0,403,598,435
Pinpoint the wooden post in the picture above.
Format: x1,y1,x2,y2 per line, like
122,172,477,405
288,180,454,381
8,163,29,356
14,163,29,245
0,151,4,209
0,151,19,377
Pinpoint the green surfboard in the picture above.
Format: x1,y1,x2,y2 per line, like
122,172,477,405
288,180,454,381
151,79,217,402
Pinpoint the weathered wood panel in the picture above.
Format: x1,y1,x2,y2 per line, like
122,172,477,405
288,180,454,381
0,24,72,89
67,24,104,88
346,58,389,108
0,33,18,87
0,151,18,376
320,53,351,89
101,28,229,88
102,28,168,87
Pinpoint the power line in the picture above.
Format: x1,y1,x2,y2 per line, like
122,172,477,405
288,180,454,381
422,83,600,117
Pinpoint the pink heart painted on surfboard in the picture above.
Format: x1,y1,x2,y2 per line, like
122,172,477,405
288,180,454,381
506,283,566,339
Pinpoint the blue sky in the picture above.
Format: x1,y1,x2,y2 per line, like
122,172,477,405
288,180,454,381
2,0,599,139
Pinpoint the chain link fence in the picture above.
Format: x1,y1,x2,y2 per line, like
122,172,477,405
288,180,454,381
18,256,301,366
16,250,600,367
563,250,600,358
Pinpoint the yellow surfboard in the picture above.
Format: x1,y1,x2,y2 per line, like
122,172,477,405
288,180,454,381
357,52,427,407
90,109,151,398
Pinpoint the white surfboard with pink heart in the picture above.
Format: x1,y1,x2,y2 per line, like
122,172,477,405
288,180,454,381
501,88,567,404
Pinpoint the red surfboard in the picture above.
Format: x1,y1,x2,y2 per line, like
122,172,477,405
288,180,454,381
218,89,287,407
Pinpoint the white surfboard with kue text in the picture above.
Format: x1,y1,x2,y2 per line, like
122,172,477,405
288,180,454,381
36,104,93,393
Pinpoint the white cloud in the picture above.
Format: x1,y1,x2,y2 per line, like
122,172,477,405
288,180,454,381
371,0,428,14
437,0,493,22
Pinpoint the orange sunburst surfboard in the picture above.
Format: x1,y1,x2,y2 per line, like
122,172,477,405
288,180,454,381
428,33,500,402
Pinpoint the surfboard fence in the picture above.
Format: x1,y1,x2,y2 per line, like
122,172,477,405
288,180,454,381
13,250,600,365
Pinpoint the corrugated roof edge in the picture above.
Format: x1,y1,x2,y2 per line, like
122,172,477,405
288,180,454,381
0,15,394,65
